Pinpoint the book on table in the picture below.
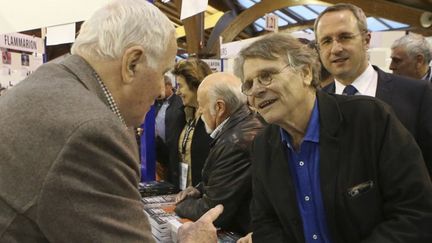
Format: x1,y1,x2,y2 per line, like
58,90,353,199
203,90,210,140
141,194,242,243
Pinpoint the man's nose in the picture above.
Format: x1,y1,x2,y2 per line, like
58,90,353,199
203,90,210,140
249,82,266,97
330,40,344,54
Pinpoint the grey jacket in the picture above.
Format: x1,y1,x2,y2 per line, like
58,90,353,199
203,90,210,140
0,55,154,242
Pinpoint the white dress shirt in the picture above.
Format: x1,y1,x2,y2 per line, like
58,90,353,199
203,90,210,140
210,117,230,139
334,64,378,97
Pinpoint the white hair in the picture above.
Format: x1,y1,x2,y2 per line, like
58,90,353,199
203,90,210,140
391,33,432,64
71,0,175,69
208,80,247,116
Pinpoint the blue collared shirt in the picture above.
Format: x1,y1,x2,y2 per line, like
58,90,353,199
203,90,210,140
280,100,332,243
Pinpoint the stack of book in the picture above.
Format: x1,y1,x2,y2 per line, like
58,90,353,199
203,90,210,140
142,194,191,243
141,194,243,243
139,181,178,197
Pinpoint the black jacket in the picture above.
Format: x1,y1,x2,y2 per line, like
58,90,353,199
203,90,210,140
322,65,432,177
155,94,183,167
175,105,264,234
251,91,432,242
163,104,212,190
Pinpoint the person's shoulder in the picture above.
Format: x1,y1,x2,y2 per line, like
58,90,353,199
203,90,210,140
375,65,430,90
253,123,279,144
220,113,265,147
320,91,392,119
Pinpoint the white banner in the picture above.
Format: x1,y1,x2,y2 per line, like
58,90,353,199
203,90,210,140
180,0,208,20
0,0,110,35
202,59,223,72
0,32,44,53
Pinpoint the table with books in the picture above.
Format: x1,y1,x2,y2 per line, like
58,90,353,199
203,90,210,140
141,193,242,243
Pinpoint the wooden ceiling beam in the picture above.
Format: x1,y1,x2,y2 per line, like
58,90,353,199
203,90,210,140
277,20,315,34
155,2,180,19
209,0,330,56
173,0,204,55
175,11,223,38
321,0,430,32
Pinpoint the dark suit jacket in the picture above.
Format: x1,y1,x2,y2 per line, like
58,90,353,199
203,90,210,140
322,66,432,177
175,105,264,234
155,94,184,166
0,55,153,242
251,91,432,243
163,108,212,189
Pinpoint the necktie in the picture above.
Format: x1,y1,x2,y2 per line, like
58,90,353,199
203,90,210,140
342,85,358,95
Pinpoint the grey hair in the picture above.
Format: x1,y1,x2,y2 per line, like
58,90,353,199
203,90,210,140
208,79,247,116
314,3,369,38
234,32,321,89
71,0,175,69
391,33,432,64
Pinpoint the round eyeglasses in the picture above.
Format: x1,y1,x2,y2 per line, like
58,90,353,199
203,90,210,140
241,64,291,96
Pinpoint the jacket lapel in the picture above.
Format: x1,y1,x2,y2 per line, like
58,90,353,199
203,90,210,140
373,65,394,105
267,126,304,242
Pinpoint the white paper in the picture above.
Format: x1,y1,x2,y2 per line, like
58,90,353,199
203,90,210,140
180,0,208,20
179,162,189,190
46,23,76,46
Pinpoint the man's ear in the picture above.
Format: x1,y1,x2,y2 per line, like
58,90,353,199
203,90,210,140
215,100,227,121
364,32,371,49
121,46,145,84
416,54,426,65
301,65,313,86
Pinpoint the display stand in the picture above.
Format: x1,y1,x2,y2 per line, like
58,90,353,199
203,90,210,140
0,32,45,91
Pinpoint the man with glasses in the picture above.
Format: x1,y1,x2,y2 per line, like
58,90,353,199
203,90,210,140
315,3,432,177
235,32,432,242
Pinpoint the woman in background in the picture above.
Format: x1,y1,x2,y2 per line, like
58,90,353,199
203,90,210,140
165,58,213,190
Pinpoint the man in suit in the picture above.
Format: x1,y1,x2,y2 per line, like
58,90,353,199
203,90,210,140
0,0,222,242
235,32,432,242
314,3,432,177
389,33,432,82
174,72,264,234
155,75,184,178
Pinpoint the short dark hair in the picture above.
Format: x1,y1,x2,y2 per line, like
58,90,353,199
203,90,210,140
314,3,368,39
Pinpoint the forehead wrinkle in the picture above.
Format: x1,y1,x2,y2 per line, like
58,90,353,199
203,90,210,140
245,66,281,82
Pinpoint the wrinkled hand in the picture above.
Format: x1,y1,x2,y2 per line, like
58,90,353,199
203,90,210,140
237,232,253,243
175,186,201,204
178,204,224,243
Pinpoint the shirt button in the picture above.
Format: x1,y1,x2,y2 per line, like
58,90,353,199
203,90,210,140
299,161,304,166
313,234,318,240
305,196,310,201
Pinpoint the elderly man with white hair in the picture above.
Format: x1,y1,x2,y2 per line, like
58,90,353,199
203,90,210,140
0,0,222,242
390,33,432,82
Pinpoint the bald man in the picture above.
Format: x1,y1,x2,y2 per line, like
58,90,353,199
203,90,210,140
174,72,264,234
